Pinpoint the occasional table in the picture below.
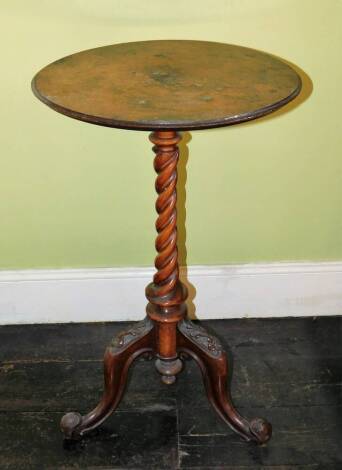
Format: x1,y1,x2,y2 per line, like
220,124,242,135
32,40,301,444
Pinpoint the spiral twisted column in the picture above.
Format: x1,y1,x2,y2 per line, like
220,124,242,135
146,130,188,384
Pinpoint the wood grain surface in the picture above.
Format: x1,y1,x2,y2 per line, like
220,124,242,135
32,40,301,130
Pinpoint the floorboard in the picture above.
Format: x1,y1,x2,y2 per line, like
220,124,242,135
0,317,341,469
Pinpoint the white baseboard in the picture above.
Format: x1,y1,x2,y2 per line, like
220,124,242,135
0,262,341,325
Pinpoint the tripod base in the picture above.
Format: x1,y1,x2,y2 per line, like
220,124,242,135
60,318,272,445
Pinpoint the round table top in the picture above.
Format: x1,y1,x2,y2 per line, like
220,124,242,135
32,40,301,131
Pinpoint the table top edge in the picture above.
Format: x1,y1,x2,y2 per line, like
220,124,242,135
31,74,302,132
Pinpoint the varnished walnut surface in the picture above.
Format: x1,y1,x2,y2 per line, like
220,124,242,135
32,40,301,131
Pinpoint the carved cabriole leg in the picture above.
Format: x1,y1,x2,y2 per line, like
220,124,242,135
60,318,154,439
146,130,187,384
177,319,272,444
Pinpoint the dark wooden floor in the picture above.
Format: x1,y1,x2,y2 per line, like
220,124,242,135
0,317,341,469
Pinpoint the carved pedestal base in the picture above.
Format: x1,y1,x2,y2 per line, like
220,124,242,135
60,130,271,445
60,317,271,445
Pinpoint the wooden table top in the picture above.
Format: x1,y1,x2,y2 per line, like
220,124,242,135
32,40,301,131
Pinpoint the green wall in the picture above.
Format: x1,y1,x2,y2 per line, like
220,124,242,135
1,1,341,269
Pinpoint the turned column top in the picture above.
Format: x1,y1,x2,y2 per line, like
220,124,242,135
32,40,301,131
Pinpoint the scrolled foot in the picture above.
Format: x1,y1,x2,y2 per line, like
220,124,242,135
60,412,83,440
249,417,272,444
